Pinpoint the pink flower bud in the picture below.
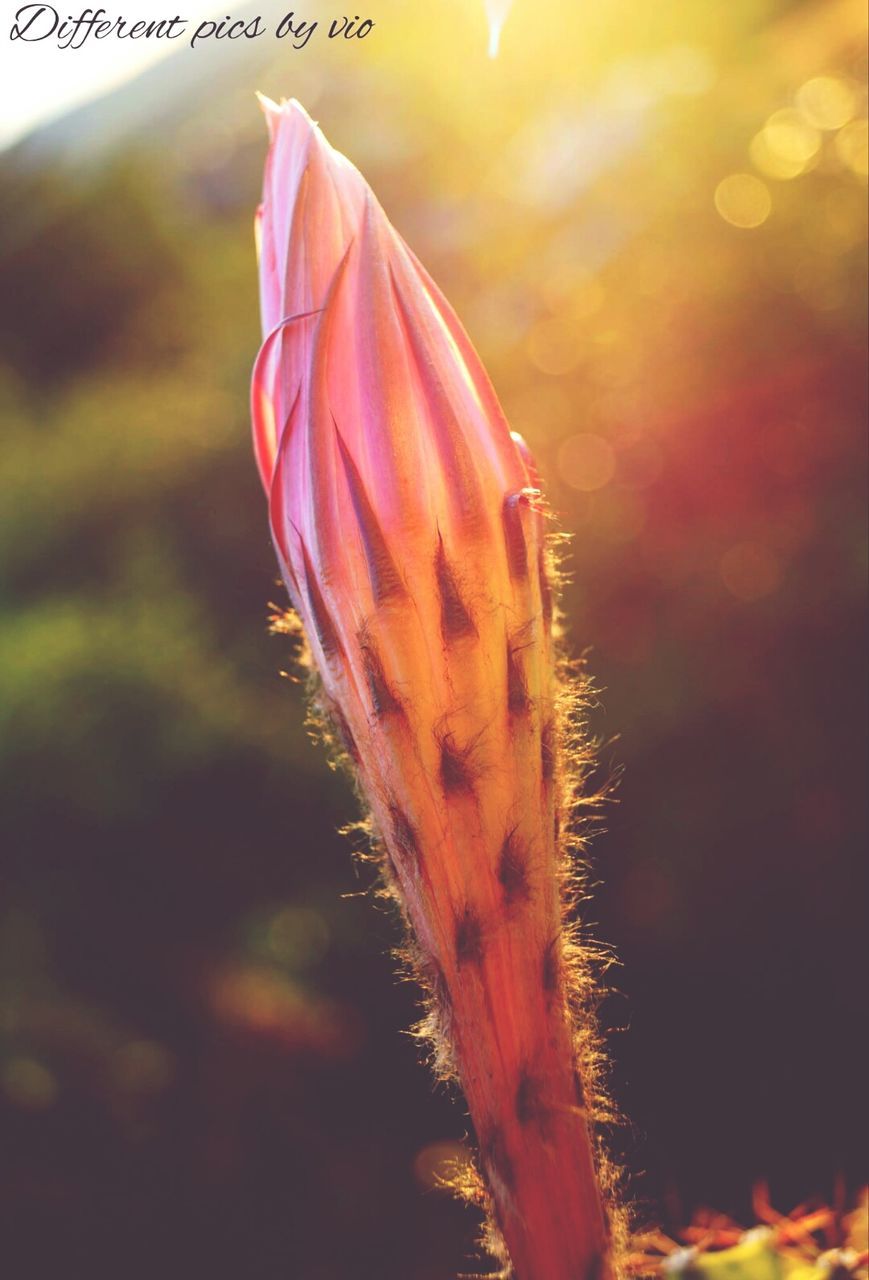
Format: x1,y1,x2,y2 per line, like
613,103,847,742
252,97,619,1280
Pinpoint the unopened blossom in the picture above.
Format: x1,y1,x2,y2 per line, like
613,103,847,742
252,97,620,1280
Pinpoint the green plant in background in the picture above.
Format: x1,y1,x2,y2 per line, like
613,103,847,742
634,1191,868,1280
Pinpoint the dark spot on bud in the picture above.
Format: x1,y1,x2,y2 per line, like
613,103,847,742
506,641,530,715
330,705,359,763
455,905,484,967
542,936,560,995
335,425,405,604
584,1252,607,1280
435,535,476,640
359,633,403,719
296,531,342,660
498,829,530,906
573,1067,587,1110
437,727,478,795
502,490,533,581
388,801,419,870
515,1068,548,1133
538,546,553,629
480,1125,515,1194
541,718,556,783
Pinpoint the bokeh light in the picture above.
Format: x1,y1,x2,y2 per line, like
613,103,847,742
797,76,858,131
714,173,773,228
762,109,822,172
835,118,869,177
557,433,617,491
750,129,808,180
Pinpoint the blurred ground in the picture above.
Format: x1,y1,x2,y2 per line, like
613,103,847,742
0,1,866,1276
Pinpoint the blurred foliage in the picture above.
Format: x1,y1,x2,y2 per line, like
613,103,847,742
0,161,190,383
0,0,866,1276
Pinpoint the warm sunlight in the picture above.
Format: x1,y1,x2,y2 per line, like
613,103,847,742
0,2,224,147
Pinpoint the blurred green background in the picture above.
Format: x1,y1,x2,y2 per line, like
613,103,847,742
0,1,866,1276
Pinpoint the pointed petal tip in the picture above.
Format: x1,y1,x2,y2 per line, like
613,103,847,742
256,93,321,142
255,91,281,138
282,97,320,133
286,96,313,117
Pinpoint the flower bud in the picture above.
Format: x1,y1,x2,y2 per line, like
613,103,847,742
252,97,619,1280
